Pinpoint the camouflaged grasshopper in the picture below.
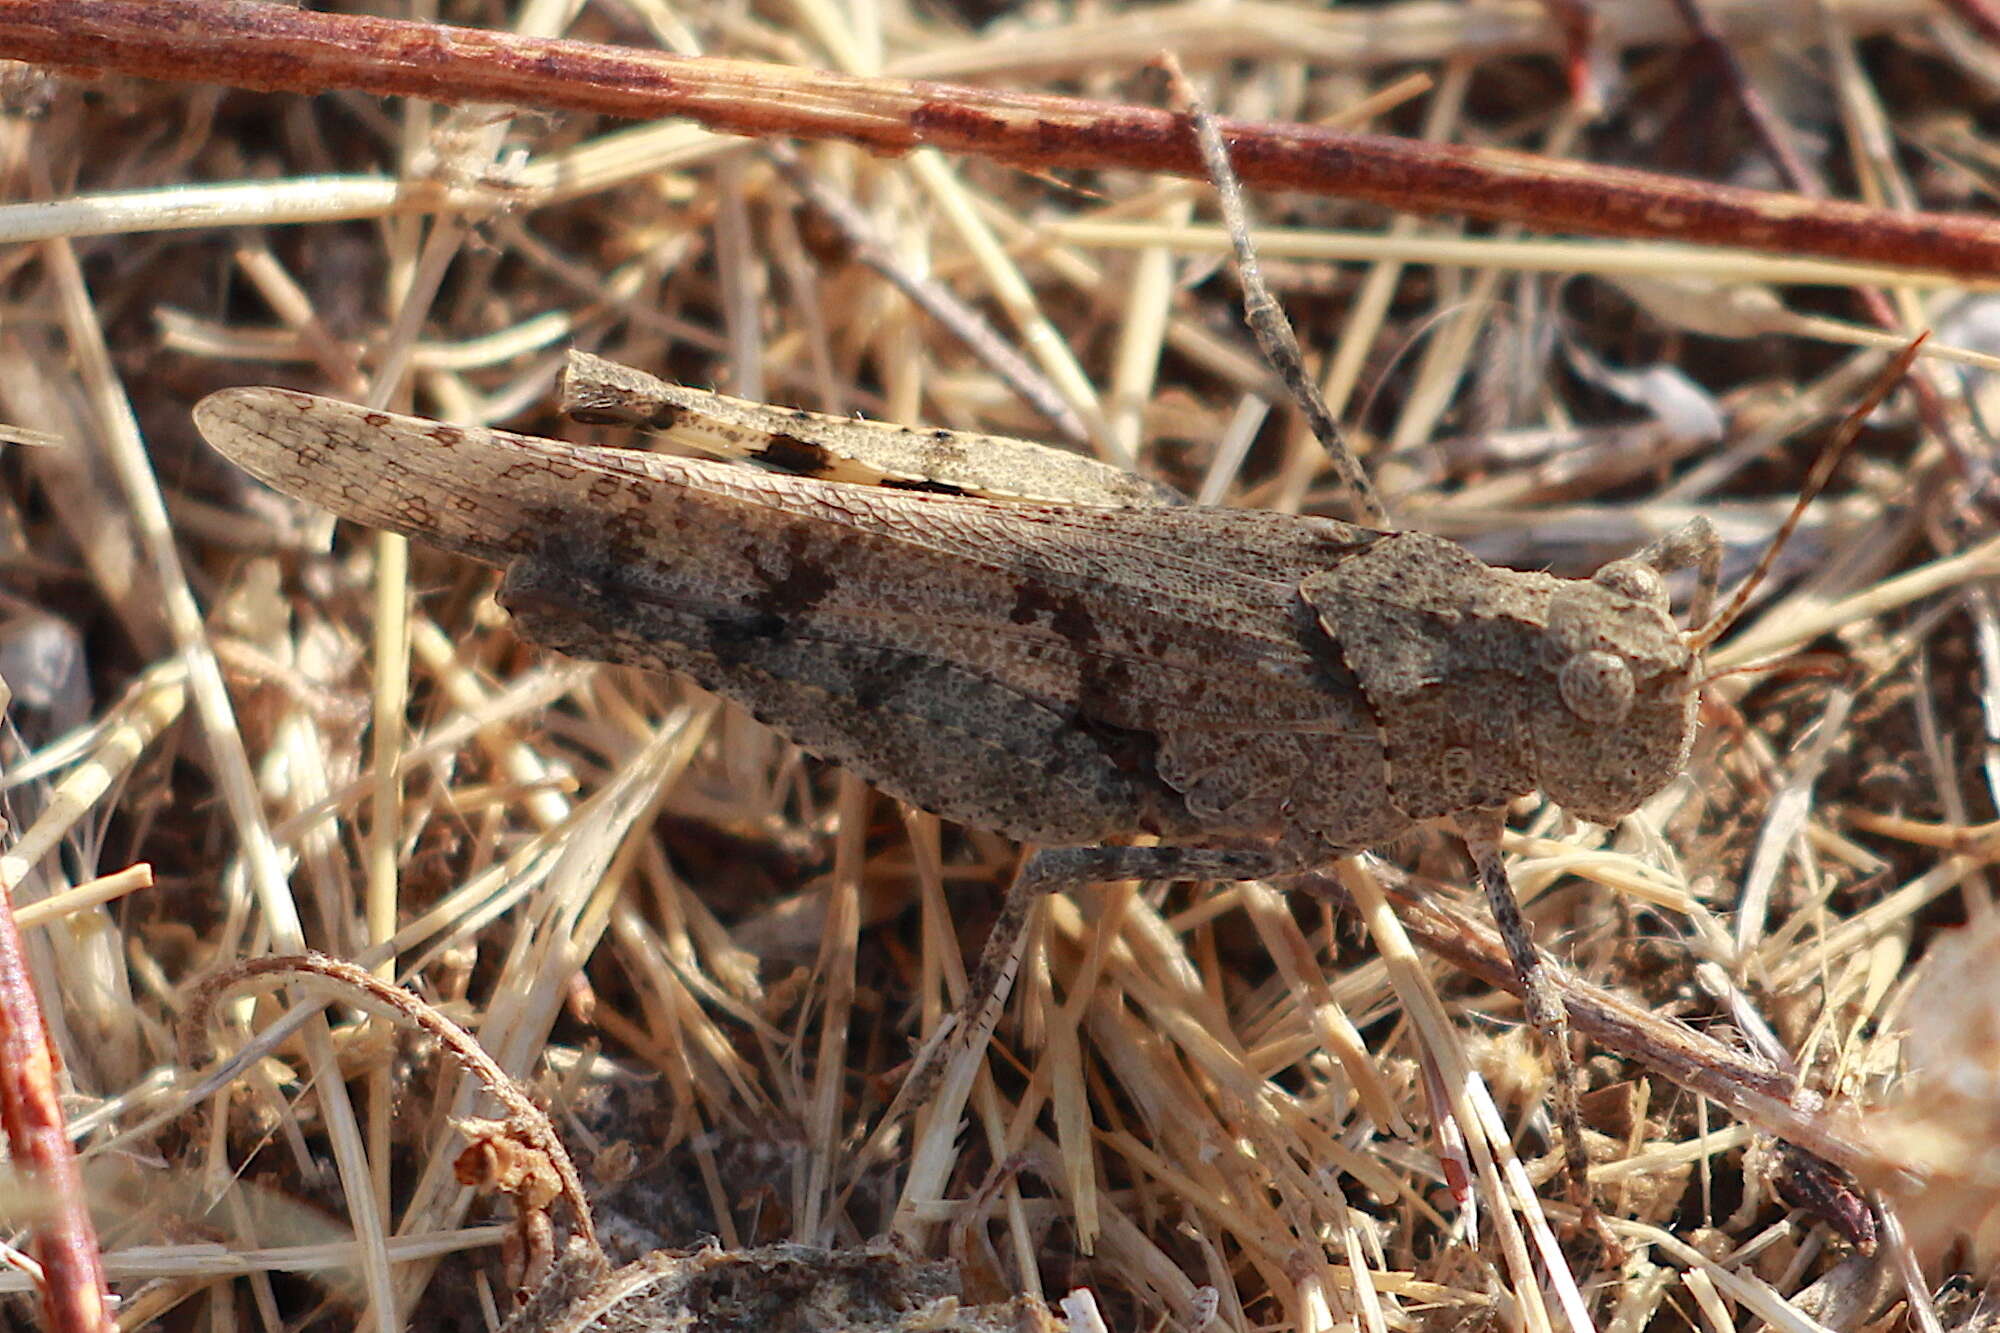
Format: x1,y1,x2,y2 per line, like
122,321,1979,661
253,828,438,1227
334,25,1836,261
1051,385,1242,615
189,98,1917,1220
194,350,1716,1202
192,324,1915,1225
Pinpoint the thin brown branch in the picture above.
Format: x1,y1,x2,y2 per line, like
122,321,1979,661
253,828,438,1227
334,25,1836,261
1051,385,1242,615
5,0,2000,277
183,954,606,1302
1299,866,1886,1185
0,860,116,1333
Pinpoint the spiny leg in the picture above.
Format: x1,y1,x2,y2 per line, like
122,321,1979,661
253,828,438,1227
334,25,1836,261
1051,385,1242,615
1160,56,1391,531
897,844,1285,1117
1454,809,1608,1245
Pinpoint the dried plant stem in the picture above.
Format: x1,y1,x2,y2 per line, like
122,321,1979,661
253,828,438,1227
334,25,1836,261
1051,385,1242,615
1305,867,1884,1184
762,143,1091,448
184,952,603,1262
8,0,2000,277
0,671,115,1333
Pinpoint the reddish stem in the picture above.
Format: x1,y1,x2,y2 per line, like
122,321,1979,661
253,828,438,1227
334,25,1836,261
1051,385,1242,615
3,0,1999,277
0,875,117,1333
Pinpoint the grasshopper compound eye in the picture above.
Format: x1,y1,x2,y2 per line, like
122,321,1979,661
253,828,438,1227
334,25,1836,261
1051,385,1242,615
1558,650,1635,724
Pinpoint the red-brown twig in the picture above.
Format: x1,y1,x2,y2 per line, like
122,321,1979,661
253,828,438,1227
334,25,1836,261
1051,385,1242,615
0,861,118,1333
5,0,2000,277
1302,867,1884,1184
1938,0,2000,44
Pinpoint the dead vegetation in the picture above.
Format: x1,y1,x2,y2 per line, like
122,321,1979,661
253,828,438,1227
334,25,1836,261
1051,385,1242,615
2,1,2000,1330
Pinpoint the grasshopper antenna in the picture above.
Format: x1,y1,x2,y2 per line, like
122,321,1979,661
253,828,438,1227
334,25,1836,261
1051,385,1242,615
1688,334,1928,653
1158,55,1391,530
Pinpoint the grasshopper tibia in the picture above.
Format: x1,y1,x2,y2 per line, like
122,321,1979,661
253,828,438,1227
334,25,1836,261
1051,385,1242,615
898,844,1290,1119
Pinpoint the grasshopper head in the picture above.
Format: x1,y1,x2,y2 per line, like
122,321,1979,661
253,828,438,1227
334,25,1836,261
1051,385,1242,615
1529,336,1923,829
1533,557,1701,826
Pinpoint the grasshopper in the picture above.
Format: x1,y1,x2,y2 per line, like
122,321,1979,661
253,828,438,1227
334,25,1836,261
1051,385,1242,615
193,322,1913,1235
194,360,1718,1213
195,369,1712,873
190,98,1916,1231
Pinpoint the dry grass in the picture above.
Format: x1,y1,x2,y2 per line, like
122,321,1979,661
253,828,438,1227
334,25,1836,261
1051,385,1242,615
2,2,1998,1330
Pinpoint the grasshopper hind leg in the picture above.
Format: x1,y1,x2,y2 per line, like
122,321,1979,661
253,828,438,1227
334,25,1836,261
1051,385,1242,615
896,843,1291,1131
